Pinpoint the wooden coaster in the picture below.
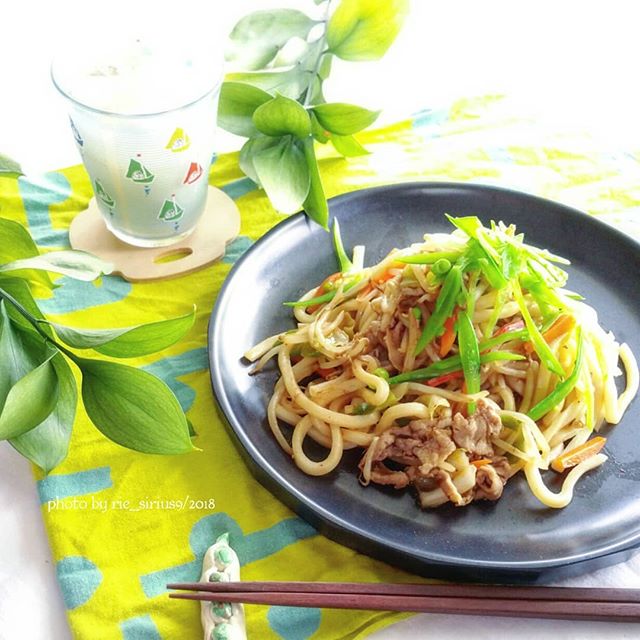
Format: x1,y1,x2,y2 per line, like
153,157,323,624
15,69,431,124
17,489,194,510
69,186,240,282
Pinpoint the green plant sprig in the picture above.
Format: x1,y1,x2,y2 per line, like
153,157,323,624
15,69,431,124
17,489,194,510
0,215,196,473
218,0,409,229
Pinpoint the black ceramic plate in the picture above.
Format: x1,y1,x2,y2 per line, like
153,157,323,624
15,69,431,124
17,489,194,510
209,182,640,582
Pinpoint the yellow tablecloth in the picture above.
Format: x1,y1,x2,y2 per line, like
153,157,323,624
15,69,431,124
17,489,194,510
1,95,640,639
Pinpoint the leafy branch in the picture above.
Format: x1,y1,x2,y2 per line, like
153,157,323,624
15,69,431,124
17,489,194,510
0,153,23,178
218,0,409,229
0,215,196,473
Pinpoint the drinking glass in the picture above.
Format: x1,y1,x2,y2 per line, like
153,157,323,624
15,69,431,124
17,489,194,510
52,36,222,247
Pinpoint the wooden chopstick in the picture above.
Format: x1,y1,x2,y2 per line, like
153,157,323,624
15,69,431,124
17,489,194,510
167,582,640,622
168,581,640,602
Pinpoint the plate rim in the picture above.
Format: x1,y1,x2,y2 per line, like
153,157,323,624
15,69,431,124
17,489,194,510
208,180,640,575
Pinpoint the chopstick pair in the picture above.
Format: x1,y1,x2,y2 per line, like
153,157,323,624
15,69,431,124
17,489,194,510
168,581,640,622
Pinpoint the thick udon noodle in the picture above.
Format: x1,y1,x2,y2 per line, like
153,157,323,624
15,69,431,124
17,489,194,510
245,228,638,509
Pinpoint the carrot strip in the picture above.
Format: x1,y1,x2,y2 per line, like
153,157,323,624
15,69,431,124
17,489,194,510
471,458,492,468
426,370,464,387
494,319,525,336
439,312,457,357
314,272,342,297
543,314,576,343
525,314,575,354
551,436,606,473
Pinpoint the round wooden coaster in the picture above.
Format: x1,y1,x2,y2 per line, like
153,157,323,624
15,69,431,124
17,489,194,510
69,186,240,282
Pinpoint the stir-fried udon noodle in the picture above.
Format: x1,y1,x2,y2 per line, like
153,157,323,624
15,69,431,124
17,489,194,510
245,216,639,509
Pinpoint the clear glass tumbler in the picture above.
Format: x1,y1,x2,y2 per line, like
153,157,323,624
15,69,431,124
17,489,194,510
52,37,222,247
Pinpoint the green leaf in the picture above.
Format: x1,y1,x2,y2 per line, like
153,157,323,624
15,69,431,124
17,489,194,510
218,82,274,138
301,137,328,229
327,0,409,61
0,301,40,406
331,134,370,157
226,9,316,70
0,354,58,439
271,37,310,68
312,103,380,136
226,69,307,100
0,303,26,408
78,359,194,454
10,351,76,472
318,53,333,80
299,40,328,104
307,77,326,106
0,276,53,336
0,217,53,290
0,250,113,282
253,95,312,138
0,303,59,439
0,152,23,177
310,112,331,143
48,306,195,358
239,136,281,185
253,137,310,214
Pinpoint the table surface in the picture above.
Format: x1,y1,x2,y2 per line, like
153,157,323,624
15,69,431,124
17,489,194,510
2,1,640,638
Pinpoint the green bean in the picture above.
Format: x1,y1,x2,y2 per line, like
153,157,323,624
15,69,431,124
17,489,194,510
527,329,583,421
332,218,353,273
446,215,508,288
284,277,360,308
414,265,463,355
396,251,463,265
521,267,566,320
457,310,481,411
468,239,508,289
512,278,564,378
478,329,529,351
284,290,335,309
465,270,480,319
483,284,507,339
388,351,525,385
432,258,452,275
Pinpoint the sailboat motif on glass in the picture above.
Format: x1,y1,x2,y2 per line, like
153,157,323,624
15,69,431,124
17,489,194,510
94,179,115,209
69,118,83,147
126,158,155,184
158,197,184,222
165,127,191,152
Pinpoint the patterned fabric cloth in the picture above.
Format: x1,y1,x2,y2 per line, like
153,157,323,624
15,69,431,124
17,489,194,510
1,95,640,639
